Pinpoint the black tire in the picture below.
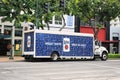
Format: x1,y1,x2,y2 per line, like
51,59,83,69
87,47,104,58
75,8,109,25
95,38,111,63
24,56,30,61
25,55,34,62
92,56,96,61
101,52,108,61
51,52,59,61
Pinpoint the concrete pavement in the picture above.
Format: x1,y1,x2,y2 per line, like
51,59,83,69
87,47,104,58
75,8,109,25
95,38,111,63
0,56,119,62
0,56,24,62
0,59,120,80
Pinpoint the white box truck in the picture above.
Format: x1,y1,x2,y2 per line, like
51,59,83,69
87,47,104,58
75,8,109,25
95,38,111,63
22,29,108,61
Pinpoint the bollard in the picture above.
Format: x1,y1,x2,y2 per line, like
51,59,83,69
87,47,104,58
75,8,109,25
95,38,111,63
9,48,14,60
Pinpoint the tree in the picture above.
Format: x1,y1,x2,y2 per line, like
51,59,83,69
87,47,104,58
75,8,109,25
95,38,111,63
0,0,120,32
90,0,120,40
0,0,52,29
0,0,37,27
67,0,120,40
42,0,59,30
0,0,65,30
67,0,120,25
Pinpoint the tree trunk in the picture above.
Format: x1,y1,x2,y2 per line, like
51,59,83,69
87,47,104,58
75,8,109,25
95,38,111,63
94,28,100,40
46,22,50,30
40,20,44,30
59,15,66,31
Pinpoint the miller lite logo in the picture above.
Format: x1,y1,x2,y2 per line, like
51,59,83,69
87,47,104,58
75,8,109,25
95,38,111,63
63,38,70,52
27,36,31,47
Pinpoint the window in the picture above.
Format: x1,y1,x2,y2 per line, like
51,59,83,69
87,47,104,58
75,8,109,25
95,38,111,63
114,19,117,22
24,27,28,31
55,16,62,25
15,40,22,51
4,25,12,29
4,29,11,36
114,24,117,27
15,30,22,37
112,33,119,40
49,20,52,24
0,27,1,33
113,37,119,40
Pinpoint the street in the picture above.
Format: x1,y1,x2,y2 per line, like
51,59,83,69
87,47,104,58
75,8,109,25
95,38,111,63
0,60,120,80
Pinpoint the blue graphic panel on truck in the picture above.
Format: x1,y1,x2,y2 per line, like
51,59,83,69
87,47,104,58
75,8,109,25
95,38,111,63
24,32,34,51
35,33,93,57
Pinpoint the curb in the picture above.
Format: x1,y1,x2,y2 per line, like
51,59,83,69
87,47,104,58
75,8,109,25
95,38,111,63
0,56,24,62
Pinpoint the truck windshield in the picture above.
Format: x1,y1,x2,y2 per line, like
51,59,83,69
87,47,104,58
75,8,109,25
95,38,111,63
95,40,101,46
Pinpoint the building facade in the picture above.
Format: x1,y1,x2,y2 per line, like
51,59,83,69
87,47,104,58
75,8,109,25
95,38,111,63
109,16,120,53
43,15,75,32
0,17,23,56
0,15,75,56
0,15,120,56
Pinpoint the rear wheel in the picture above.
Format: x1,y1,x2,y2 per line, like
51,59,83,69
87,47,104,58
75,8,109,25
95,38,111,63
51,52,59,61
92,56,96,61
24,55,34,62
101,52,108,61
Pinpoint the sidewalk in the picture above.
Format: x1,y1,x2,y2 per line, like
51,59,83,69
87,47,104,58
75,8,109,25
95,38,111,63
0,56,24,62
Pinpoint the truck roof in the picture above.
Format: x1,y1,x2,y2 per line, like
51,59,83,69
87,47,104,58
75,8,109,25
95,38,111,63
24,29,94,37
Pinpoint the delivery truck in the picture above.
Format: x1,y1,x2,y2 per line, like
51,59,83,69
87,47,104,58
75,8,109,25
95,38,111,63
22,29,108,61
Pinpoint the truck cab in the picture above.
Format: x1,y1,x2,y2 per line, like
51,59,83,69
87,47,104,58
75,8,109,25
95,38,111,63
94,40,108,61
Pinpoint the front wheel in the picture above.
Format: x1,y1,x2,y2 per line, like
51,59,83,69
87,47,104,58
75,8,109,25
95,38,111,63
101,52,108,61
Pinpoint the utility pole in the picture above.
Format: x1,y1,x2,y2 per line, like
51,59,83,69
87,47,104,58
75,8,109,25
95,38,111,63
9,26,14,60
36,0,38,29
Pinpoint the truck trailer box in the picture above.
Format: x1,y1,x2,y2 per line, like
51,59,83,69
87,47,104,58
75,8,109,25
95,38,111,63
23,30,95,61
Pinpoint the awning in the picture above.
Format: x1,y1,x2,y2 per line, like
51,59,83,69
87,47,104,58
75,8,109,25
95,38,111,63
102,40,119,43
0,34,11,39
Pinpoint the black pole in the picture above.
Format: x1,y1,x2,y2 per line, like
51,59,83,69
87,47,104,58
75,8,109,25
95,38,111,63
36,0,38,29
9,29,13,60
74,16,80,32
105,21,110,40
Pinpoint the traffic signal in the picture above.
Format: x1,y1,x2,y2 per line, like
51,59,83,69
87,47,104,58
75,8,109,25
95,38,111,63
43,3,49,12
60,0,65,8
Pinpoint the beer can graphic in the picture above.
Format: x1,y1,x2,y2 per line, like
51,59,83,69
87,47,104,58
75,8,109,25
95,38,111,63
63,38,70,52
27,36,31,47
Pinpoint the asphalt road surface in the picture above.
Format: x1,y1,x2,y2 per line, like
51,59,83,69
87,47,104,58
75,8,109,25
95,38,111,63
0,60,120,80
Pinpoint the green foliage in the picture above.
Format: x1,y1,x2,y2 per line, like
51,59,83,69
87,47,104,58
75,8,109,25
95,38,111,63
0,0,36,26
96,23,103,29
108,54,120,58
69,0,120,23
0,0,120,30
67,0,120,40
